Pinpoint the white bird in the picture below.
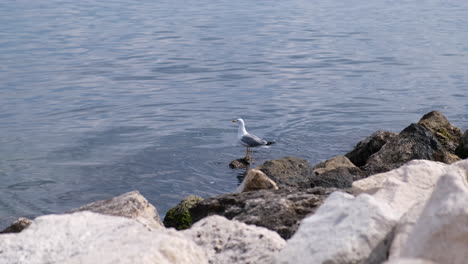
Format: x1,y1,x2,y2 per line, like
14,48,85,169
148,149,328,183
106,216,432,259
232,118,274,160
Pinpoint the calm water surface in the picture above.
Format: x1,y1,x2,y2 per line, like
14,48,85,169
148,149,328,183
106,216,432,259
1,0,468,227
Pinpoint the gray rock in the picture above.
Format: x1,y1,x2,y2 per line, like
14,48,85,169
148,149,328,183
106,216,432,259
229,158,250,169
311,155,365,188
184,215,286,264
190,187,345,239
68,190,163,230
275,192,398,264
345,130,398,167
163,195,204,230
236,169,278,192
255,156,313,189
0,211,208,264
417,110,463,153
455,130,468,159
364,123,455,174
0,218,32,234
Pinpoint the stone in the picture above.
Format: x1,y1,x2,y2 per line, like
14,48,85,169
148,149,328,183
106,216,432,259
0,211,208,264
383,258,438,264
417,110,462,153
184,215,286,264
255,156,313,189
346,130,398,167
236,169,279,192
163,195,204,230
0,218,32,234
190,187,342,239
67,190,163,230
311,155,365,188
275,192,398,264
455,130,468,159
363,123,455,174
398,170,468,264
354,159,454,218
389,202,425,258
229,158,250,169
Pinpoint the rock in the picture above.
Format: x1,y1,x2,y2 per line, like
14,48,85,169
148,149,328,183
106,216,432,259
383,258,438,264
0,211,208,264
398,169,468,264
236,169,279,192
311,155,365,188
346,130,398,167
229,158,250,169
67,190,163,230
184,215,286,264
163,195,204,230
255,156,313,189
0,218,32,234
363,123,455,174
389,202,425,258
417,110,462,153
275,192,398,264
455,130,468,159
353,159,452,218
190,187,342,239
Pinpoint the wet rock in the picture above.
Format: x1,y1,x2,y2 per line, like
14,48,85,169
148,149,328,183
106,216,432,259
363,123,455,174
399,169,468,264
236,169,278,192
0,211,208,264
68,190,163,230
190,187,342,239
455,130,468,159
255,156,313,188
184,215,285,264
275,192,397,264
311,155,365,188
417,110,462,153
163,195,204,230
346,130,398,167
0,218,32,234
229,158,250,169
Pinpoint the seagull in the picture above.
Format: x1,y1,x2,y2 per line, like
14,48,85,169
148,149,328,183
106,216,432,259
232,118,274,160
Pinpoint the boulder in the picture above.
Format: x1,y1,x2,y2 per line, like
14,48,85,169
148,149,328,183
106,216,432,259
275,192,397,264
229,158,250,169
346,130,398,167
353,159,452,218
190,187,342,239
389,202,425,258
163,195,204,230
0,211,208,264
236,169,279,192
417,110,462,153
255,157,313,189
0,218,32,234
363,123,456,174
398,169,468,264
311,155,365,188
383,258,438,264
67,190,163,230
455,130,468,159
184,215,286,264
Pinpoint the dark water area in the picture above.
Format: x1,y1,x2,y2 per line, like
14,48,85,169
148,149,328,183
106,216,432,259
1,0,468,227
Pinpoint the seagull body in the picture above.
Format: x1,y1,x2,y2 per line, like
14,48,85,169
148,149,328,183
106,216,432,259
232,118,274,159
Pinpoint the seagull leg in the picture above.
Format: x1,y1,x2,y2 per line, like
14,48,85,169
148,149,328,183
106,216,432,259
245,147,251,160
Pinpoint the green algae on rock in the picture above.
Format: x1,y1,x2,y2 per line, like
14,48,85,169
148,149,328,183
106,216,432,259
164,195,204,230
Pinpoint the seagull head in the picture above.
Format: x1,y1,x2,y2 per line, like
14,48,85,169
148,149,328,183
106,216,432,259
232,118,245,125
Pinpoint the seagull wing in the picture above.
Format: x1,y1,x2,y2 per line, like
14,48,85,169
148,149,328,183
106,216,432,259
240,133,267,147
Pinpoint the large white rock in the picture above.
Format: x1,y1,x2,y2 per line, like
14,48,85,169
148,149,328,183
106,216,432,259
383,258,438,264
0,211,208,264
398,169,468,264
389,202,425,258
353,159,453,218
184,215,286,264
275,192,397,264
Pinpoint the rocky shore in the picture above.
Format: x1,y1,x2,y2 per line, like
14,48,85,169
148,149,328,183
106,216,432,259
1,111,468,264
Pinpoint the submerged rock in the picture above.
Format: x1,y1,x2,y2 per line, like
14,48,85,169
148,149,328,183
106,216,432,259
346,130,398,167
67,190,163,230
311,155,365,188
229,158,250,169
184,215,285,264
455,130,468,159
0,211,208,264
163,195,204,230
255,156,313,189
236,169,278,192
417,110,462,153
275,192,397,264
190,187,344,239
0,218,32,234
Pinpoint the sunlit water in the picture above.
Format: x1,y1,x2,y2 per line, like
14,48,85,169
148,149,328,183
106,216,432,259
1,0,468,227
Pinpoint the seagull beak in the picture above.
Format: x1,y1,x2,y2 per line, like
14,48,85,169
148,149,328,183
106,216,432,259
232,120,237,123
